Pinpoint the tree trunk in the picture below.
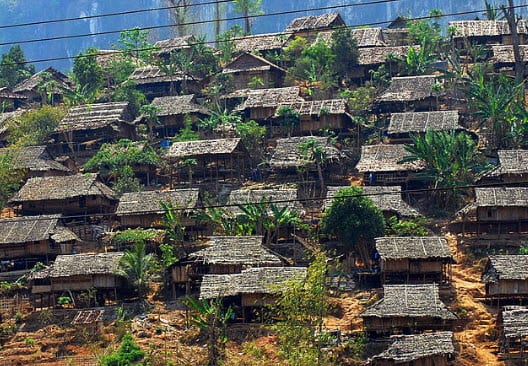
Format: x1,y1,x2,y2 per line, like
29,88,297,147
214,0,221,39
244,9,250,34
503,0,524,83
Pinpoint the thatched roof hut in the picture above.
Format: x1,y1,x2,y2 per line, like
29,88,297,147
269,136,343,171
324,186,418,217
285,13,345,33
375,237,452,261
352,27,386,47
388,111,461,135
474,187,528,207
369,331,455,366
190,236,283,268
484,150,528,182
491,45,528,64
236,87,304,120
150,94,210,117
276,99,349,116
482,255,528,298
355,144,424,175
378,75,438,103
358,45,416,65
117,189,200,216
199,266,306,300
165,138,245,160
499,306,528,355
154,35,194,55
128,65,187,85
12,67,72,103
222,53,286,90
56,101,133,133
234,32,289,53
448,20,528,38
0,145,71,177
0,215,77,245
226,187,304,216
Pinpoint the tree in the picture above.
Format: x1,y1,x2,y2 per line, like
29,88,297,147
235,119,266,160
501,0,524,82
270,251,333,366
36,71,59,105
216,25,244,64
483,0,503,20
174,116,200,141
111,81,147,118
100,333,145,366
160,200,186,256
402,131,488,209
71,47,104,102
277,105,300,137
330,27,359,85
166,0,194,36
321,187,385,267
138,104,159,142
0,149,24,209
116,241,158,299
231,0,264,34
298,138,327,189
115,27,154,63
7,105,65,147
0,45,34,88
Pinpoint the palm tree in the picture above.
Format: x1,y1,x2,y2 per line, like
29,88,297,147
231,0,264,34
116,241,158,299
298,138,327,189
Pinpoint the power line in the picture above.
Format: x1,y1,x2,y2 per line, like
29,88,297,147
3,2,528,66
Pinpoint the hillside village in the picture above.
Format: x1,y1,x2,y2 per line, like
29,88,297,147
0,5,527,366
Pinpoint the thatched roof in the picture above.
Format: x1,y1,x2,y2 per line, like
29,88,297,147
0,215,77,244
355,144,424,173
0,109,26,136
0,87,26,100
12,67,72,94
352,27,386,47
375,237,452,260
234,33,289,53
324,186,419,217
29,252,124,280
236,87,304,110
378,75,438,102
0,145,71,173
150,95,210,117
128,65,188,85
222,52,285,74
164,138,244,159
285,13,345,33
200,266,307,299
275,99,348,116
474,187,528,207
358,45,416,65
226,187,304,216
360,284,457,320
370,332,454,363
448,20,528,38
487,150,528,177
482,255,528,283
57,102,132,132
10,173,116,203
189,236,283,266
117,189,200,215
501,306,528,339
491,45,528,63
388,111,461,135
154,35,194,54
269,136,343,170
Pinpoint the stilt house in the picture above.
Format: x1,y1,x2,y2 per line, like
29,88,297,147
482,255,528,298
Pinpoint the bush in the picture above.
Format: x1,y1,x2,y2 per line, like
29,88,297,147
384,216,428,237
100,333,145,366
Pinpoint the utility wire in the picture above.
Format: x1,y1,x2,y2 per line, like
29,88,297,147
3,2,527,66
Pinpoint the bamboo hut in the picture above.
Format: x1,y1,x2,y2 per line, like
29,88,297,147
374,237,453,284
199,266,306,319
9,173,117,216
352,27,387,47
284,13,345,40
28,252,125,308
490,45,528,74
498,306,528,359
482,255,528,299
448,20,528,50
128,65,201,99
235,86,304,121
222,53,286,90
116,188,201,231
234,32,289,56
369,331,455,366
145,94,210,138
324,186,419,218
163,138,250,185
51,102,136,162
0,215,79,267
387,111,464,143
479,150,528,185
226,187,304,216
355,144,425,185
0,87,26,111
154,34,194,59
353,45,416,81
375,75,440,113
0,145,71,179
12,67,73,105
359,283,457,336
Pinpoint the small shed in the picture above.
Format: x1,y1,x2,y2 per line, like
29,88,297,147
498,306,528,357
376,75,440,113
359,283,457,336
482,255,528,298
28,252,125,308
0,215,79,266
51,102,136,162
355,144,425,185
128,65,201,99
147,94,210,138
222,53,286,90
369,331,455,366
448,20,528,50
285,13,346,39
199,266,306,317
490,45,528,73
116,188,201,230
274,99,354,136
234,32,289,56
9,173,117,216
164,138,250,184
0,145,71,179
473,187,528,222
479,150,528,185
235,86,304,121
12,67,73,105
324,186,419,218
374,236,453,283
387,111,463,143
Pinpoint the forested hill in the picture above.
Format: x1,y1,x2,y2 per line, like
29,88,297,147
0,0,518,71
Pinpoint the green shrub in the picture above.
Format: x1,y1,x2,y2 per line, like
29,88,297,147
100,333,144,366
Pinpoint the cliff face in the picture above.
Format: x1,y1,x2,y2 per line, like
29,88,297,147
0,1,514,71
